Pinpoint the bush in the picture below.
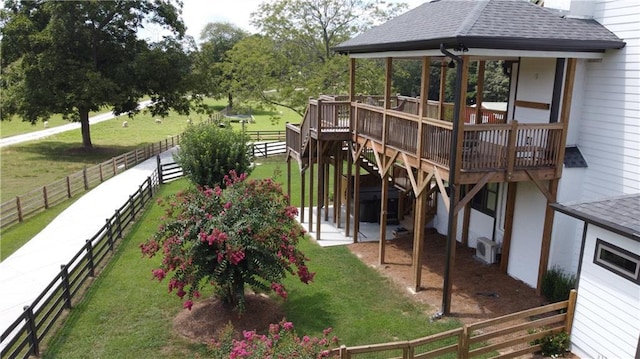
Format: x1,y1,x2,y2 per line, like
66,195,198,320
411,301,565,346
539,331,570,357
141,171,314,312
541,267,575,303
175,122,252,187
207,320,338,358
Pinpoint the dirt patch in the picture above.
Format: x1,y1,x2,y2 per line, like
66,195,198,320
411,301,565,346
173,294,285,343
348,228,547,325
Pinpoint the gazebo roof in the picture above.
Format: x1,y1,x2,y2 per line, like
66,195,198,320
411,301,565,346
334,0,625,54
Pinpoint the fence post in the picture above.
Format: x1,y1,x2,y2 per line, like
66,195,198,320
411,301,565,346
157,155,163,184
135,149,139,165
116,210,122,238
16,197,23,223
264,142,268,158
565,289,577,335
60,265,72,309
99,164,104,182
459,325,470,359
85,240,95,277
23,305,40,356
83,166,89,190
112,157,117,176
130,194,136,218
106,218,114,251
66,176,72,198
124,153,129,169
43,186,49,209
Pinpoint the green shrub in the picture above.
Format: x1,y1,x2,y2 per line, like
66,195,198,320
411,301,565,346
175,122,252,187
541,267,576,303
539,331,570,357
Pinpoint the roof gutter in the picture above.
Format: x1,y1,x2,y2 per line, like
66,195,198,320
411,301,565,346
438,43,463,318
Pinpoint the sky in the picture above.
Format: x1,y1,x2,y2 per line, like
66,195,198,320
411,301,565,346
167,0,427,42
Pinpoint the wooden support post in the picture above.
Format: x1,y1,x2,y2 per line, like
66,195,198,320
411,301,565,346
346,144,353,237
379,174,389,265
475,60,485,124
565,289,577,335
500,182,517,273
412,183,426,292
439,59,447,120
462,191,471,247
300,169,306,223
324,161,330,222
316,141,323,238
16,197,23,223
309,140,314,232
557,58,577,178
66,176,72,198
443,184,460,313
537,178,559,293
354,156,361,243
287,157,292,206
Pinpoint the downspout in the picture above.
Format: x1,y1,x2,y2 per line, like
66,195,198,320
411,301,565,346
438,43,463,317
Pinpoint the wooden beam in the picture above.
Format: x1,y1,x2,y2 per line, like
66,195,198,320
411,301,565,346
287,156,292,206
349,58,356,102
525,170,554,202
515,100,550,110
300,169,305,223
439,59,447,120
434,166,449,212
475,60,485,123
500,182,517,273
381,150,399,177
537,179,559,293
453,172,493,214
352,139,368,162
462,190,471,247
354,156,361,243
309,139,314,232
317,141,324,237
556,58,577,178
324,161,330,222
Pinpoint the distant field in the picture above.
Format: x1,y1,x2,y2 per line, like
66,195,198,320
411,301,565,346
0,99,302,200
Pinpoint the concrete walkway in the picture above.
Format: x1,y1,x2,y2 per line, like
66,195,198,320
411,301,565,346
0,147,177,345
0,100,151,148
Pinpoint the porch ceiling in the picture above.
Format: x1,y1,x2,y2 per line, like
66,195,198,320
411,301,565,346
334,0,625,56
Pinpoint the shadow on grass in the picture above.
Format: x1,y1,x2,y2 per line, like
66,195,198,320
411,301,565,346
283,291,336,334
10,141,140,163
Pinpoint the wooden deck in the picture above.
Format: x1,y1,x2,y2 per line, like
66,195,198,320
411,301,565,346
287,96,563,184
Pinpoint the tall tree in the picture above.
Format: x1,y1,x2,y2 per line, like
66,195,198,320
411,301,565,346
0,0,193,149
225,0,407,114
192,22,248,109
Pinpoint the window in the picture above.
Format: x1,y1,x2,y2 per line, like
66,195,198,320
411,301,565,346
593,238,640,284
469,183,499,217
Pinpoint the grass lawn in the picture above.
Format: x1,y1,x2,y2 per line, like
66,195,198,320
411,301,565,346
0,99,302,200
43,166,459,358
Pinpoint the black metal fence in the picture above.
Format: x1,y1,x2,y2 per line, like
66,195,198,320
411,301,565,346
0,172,160,359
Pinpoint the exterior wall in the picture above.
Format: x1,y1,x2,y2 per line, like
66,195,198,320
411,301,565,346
513,57,557,124
549,168,587,273
571,225,640,358
508,182,546,287
570,0,640,199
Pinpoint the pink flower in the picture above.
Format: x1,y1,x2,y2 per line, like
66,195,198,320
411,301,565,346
271,283,288,299
322,327,332,336
224,201,232,210
183,300,193,310
152,268,166,281
282,321,294,331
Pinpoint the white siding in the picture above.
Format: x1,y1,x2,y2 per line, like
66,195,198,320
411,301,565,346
570,0,640,199
571,226,640,358
508,182,547,287
513,57,557,124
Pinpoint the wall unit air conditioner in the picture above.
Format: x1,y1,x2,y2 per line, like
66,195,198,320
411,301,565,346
476,237,499,264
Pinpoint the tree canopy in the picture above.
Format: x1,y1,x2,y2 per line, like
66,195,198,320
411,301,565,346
0,0,194,148
223,0,407,114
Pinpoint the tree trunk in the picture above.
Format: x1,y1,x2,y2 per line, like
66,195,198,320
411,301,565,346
79,109,93,149
227,92,233,109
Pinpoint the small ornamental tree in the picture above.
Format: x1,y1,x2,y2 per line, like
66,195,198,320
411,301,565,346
141,171,313,311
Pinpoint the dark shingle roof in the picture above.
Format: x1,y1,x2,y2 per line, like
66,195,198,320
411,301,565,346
564,146,588,168
334,0,625,54
552,194,640,241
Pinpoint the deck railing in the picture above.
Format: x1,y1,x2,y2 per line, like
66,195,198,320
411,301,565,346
354,104,563,172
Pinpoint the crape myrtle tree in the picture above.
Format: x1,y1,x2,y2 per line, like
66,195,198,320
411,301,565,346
141,171,314,312
0,0,194,149
224,0,407,115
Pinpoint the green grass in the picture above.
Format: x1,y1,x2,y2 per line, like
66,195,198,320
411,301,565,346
0,109,105,138
43,169,459,358
0,198,80,261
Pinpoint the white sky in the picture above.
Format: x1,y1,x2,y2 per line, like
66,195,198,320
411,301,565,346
171,0,427,42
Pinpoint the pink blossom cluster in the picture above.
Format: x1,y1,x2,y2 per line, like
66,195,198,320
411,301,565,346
208,320,339,359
